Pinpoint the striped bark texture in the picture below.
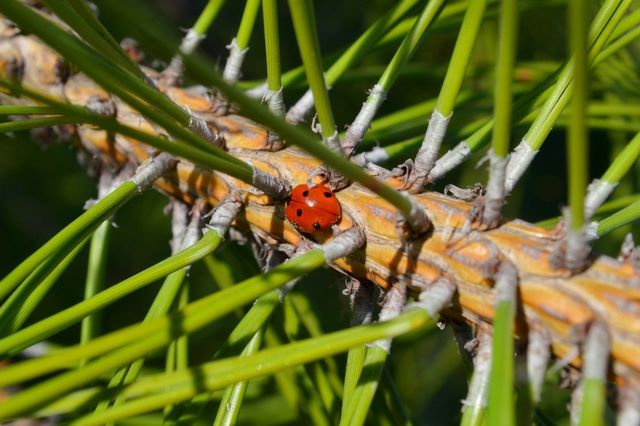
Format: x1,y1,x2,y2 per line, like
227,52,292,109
1,15,639,388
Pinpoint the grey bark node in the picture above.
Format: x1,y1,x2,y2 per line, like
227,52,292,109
131,152,176,192
414,109,452,175
179,203,206,253
342,84,387,157
495,262,518,304
277,278,301,301
408,278,455,318
461,329,492,411
571,321,610,424
163,29,205,81
619,233,636,260
428,141,471,182
584,179,617,220
505,140,538,194
246,82,268,99
404,194,432,235
180,29,204,55
222,38,248,84
97,168,117,199
348,279,374,326
617,234,640,279
372,281,407,353
321,226,366,264
565,220,591,272
272,246,308,301
582,321,610,381
481,150,508,228
84,164,136,210
262,88,286,150
570,380,583,425
323,130,343,155
205,194,243,238
169,200,190,254
444,183,485,202
352,146,389,166
618,385,640,426
285,89,314,125
527,326,551,403
378,283,407,323
252,167,291,199
263,87,285,117
188,113,224,148
585,221,599,242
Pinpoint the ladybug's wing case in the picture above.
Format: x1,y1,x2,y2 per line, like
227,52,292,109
285,184,342,233
308,186,341,219
285,199,314,233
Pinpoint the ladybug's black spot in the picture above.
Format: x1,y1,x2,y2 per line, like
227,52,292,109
312,222,321,230
302,190,309,197
323,192,332,198
296,209,303,217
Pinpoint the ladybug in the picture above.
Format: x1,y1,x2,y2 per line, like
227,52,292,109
285,184,342,233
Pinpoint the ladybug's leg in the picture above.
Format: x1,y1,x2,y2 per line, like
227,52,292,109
307,166,350,191
330,224,345,236
306,167,329,188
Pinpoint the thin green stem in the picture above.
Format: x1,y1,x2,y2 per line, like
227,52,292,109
326,0,421,88
0,250,324,388
436,0,488,115
523,0,631,153
0,116,79,133
287,0,336,139
577,379,607,426
222,0,261,83
339,0,445,157
487,301,516,426
480,0,518,226
0,250,327,419
567,0,590,229
236,0,261,50
80,219,112,351
0,182,137,303
243,0,472,93
491,0,517,158
339,345,389,426
537,194,640,228
0,105,61,115
193,0,227,36
213,329,264,426
0,237,89,336
72,309,430,426
176,284,190,371
288,291,344,401
601,132,640,184
0,79,253,183
97,268,189,414
432,0,638,184
381,0,445,91
597,199,640,237
262,0,282,91
44,0,145,80
0,232,221,356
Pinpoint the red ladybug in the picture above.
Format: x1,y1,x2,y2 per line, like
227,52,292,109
285,184,342,233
